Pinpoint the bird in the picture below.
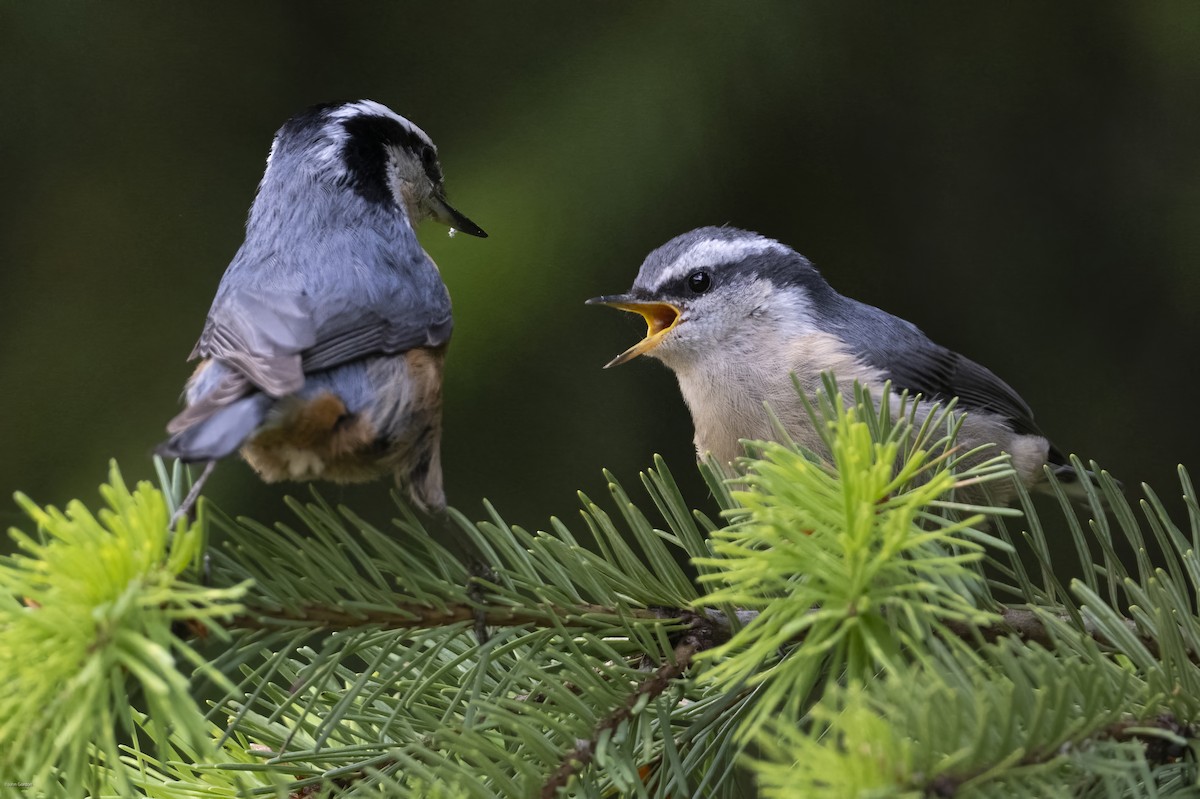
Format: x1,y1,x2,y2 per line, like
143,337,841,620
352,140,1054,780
588,225,1085,504
160,100,486,512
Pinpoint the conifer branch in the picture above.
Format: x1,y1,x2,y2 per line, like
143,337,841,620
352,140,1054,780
942,607,1186,665
922,712,1194,796
1103,713,1194,766
10,381,1199,796
215,599,1165,669
224,600,675,632
540,611,729,797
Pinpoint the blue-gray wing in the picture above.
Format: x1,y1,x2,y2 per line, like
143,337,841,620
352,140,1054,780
166,223,451,444
875,344,1043,437
835,300,1043,438
190,235,452,399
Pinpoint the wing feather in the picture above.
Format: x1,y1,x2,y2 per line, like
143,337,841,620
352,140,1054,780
189,231,452,400
834,298,1043,438
879,345,1043,437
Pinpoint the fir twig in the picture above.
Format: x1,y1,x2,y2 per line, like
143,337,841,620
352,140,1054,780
940,607,1159,659
920,712,1193,796
216,602,1162,667
13,379,1200,797
224,601,679,632
540,611,728,798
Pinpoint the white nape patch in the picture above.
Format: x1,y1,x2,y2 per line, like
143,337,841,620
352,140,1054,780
651,236,786,290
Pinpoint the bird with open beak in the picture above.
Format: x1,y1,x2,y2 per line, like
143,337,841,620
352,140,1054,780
589,225,1088,505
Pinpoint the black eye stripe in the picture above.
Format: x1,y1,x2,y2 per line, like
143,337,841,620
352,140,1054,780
337,113,443,205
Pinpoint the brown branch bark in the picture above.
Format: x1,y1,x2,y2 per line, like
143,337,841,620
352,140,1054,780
538,610,730,799
220,602,1159,667
223,600,673,632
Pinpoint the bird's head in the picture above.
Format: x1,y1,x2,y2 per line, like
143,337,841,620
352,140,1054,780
259,99,486,236
588,227,831,369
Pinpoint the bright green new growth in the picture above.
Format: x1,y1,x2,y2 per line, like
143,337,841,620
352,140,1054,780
697,390,1012,736
753,643,1137,797
0,463,247,794
2,383,1199,797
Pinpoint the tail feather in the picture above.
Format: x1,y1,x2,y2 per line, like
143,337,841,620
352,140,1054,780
158,393,272,462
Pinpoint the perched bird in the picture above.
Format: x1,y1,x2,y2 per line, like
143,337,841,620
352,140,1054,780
588,226,1083,503
160,100,486,511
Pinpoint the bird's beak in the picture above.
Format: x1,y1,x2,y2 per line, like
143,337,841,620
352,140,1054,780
432,195,487,238
586,294,682,368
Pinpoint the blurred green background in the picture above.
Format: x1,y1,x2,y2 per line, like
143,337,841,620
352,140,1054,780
1,3,1197,535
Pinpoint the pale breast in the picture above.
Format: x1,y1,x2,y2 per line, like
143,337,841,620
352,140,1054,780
675,331,887,467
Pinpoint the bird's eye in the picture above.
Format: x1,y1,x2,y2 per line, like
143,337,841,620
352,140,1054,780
687,270,712,294
420,145,439,171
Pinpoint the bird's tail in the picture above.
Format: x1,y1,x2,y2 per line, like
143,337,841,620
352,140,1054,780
158,393,272,462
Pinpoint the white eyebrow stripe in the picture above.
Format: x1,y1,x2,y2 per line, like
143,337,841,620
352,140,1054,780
301,101,433,170
328,99,396,121
651,237,786,290
328,101,433,145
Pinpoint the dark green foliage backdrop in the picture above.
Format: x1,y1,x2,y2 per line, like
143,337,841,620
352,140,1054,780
1,3,1197,531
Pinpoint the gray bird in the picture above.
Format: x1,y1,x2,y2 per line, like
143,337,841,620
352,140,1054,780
160,100,485,511
588,226,1083,503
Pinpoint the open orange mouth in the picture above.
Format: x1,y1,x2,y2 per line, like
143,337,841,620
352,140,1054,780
587,298,682,368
